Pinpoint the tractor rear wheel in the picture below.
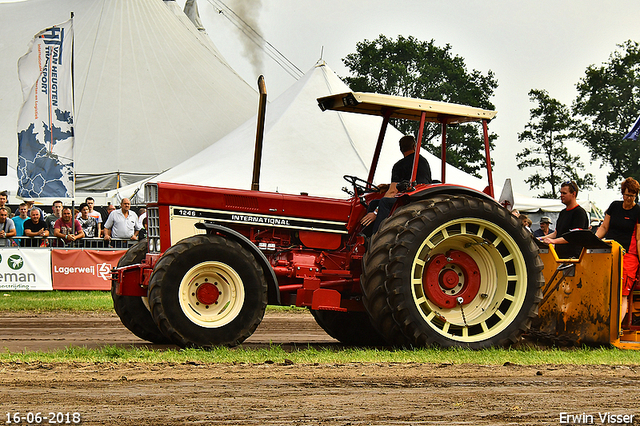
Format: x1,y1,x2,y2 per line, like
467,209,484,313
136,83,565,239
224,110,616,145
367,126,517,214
111,240,171,344
309,309,388,346
364,195,544,349
148,235,268,348
361,196,448,347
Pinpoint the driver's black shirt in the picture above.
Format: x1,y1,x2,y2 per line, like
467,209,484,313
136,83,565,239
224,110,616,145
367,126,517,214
391,153,431,184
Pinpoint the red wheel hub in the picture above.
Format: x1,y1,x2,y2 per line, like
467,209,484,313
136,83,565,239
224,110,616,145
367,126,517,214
423,250,481,309
196,282,220,305
440,269,460,290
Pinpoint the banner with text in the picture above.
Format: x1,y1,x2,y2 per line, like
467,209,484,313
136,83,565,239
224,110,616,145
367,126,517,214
0,249,52,291
51,249,125,290
16,18,75,199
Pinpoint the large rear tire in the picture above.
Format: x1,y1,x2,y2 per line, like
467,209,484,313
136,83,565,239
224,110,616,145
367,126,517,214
111,240,171,344
309,309,388,346
361,196,448,347
148,235,268,348
363,195,544,349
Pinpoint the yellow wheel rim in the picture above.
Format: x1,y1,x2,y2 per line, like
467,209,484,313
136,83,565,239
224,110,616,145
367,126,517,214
411,218,528,343
178,261,245,328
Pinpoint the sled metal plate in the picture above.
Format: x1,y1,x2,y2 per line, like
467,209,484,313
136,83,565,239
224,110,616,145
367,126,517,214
537,240,623,346
560,229,611,250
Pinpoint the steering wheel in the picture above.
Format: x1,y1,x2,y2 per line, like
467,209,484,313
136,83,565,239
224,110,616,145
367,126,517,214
343,175,380,194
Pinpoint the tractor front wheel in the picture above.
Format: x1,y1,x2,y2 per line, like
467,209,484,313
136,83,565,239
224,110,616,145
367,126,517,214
148,235,268,348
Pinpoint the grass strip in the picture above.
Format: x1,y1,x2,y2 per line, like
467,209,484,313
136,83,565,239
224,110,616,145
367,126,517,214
2,345,640,365
0,291,114,312
2,292,640,366
0,291,304,313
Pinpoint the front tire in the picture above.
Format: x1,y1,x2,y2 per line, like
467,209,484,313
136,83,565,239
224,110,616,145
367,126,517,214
111,240,171,344
364,195,543,349
148,235,268,348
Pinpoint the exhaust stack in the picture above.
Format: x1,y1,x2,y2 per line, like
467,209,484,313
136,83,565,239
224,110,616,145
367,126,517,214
251,75,267,191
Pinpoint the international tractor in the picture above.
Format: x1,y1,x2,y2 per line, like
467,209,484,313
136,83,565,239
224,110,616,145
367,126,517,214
112,86,640,349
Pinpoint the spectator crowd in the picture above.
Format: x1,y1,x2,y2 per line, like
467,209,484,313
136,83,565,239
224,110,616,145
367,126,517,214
0,192,145,248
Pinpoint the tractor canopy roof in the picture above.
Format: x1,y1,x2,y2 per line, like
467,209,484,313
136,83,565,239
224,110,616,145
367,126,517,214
317,92,497,124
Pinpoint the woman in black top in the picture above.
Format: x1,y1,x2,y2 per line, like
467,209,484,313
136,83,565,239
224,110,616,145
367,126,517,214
596,177,640,251
596,177,640,326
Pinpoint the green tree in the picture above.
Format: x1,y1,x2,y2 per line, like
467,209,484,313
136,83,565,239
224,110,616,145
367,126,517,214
342,35,498,177
573,40,640,187
517,89,595,198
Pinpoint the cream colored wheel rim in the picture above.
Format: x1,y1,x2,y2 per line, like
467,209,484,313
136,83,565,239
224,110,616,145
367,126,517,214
411,218,528,343
178,261,245,328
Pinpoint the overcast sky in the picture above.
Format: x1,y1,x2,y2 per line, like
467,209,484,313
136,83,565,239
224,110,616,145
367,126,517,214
189,0,640,209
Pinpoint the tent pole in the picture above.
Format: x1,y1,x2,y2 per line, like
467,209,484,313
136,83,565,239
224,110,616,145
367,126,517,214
71,11,76,210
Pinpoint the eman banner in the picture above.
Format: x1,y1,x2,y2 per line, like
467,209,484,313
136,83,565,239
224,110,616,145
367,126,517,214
0,248,52,291
16,18,74,199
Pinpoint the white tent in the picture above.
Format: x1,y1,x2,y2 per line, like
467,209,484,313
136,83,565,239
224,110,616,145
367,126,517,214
515,194,599,214
0,0,257,192
109,61,488,201
0,166,19,198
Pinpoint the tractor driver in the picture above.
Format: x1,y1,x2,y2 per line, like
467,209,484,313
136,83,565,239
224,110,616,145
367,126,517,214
360,135,432,233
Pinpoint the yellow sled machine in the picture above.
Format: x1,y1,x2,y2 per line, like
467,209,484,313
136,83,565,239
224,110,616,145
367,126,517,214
537,230,640,349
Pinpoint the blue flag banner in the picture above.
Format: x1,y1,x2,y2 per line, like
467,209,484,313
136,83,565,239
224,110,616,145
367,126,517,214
16,18,74,199
623,114,640,141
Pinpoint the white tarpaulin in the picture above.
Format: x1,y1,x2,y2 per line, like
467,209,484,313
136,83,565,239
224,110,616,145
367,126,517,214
17,18,74,199
1,0,257,191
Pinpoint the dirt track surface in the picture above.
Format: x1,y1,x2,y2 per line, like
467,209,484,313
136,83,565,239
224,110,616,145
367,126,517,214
1,311,640,425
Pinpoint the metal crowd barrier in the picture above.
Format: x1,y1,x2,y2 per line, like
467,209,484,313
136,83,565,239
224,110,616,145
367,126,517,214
5,236,136,250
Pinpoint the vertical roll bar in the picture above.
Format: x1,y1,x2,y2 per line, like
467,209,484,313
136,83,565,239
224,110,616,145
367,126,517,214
482,119,494,198
411,111,427,183
367,109,392,185
440,123,447,184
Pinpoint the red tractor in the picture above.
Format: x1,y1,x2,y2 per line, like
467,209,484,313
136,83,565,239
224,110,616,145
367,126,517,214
112,91,544,349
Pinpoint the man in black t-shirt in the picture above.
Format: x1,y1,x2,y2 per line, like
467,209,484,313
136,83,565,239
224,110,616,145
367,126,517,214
361,136,432,233
542,181,589,259
23,208,49,247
